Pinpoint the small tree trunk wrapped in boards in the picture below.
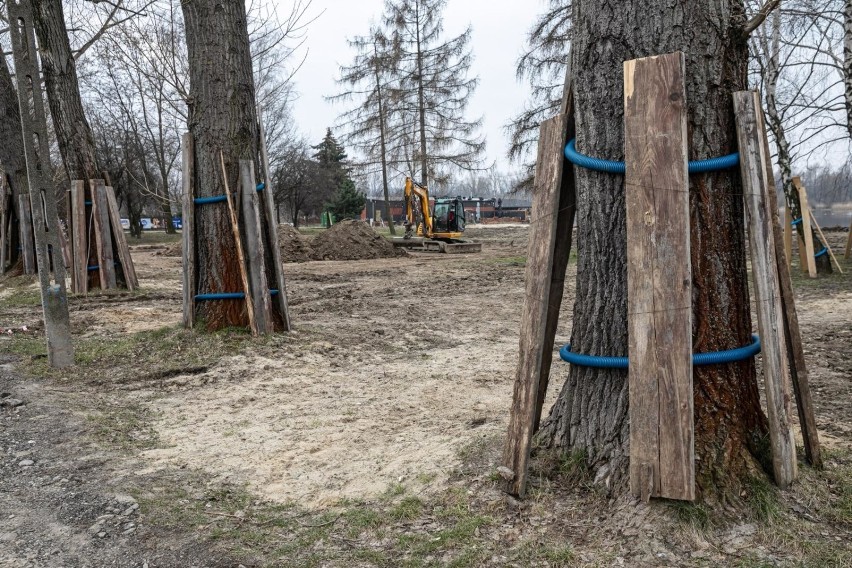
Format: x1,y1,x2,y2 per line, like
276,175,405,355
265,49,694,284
181,0,283,331
539,1,771,498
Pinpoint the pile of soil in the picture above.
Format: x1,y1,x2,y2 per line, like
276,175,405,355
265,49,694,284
277,225,313,263
156,242,182,257
309,219,405,261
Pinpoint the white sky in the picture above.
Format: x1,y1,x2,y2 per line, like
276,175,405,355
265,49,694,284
284,0,541,167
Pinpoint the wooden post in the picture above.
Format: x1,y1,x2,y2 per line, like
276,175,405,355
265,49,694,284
18,194,35,275
91,180,117,290
239,160,273,335
70,180,87,294
753,105,822,469
734,91,797,488
808,210,843,274
0,178,7,272
783,207,793,268
793,177,817,279
846,216,852,260
258,111,292,330
624,52,694,502
104,186,138,289
182,133,196,328
220,152,257,336
8,0,73,367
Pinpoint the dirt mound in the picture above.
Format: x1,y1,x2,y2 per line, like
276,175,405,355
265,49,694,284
156,242,183,257
277,225,313,263
310,220,405,261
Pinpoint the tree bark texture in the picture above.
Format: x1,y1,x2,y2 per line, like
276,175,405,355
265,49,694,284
181,0,269,330
31,0,99,182
0,54,27,271
540,0,770,497
844,0,852,139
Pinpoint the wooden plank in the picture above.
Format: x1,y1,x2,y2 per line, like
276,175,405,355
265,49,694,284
734,90,797,488
70,180,87,294
793,177,817,278
91,180,117,289
104,186,138,289
809,210,843,274
846,215,852,260
754,105,822,469
219,152,257,336
18,194,35,275
501,114,569,497
239,159,273,335
625,52,693,502
784,207,793,268
258,111,291,331
0,179,7,272
181,133,195,329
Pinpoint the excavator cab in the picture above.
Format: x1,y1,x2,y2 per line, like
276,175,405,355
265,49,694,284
433,198,466,234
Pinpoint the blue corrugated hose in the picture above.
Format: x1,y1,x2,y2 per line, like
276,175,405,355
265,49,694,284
559,334,761,369
193,183,266,205
564,138,740,174
195,289,279,301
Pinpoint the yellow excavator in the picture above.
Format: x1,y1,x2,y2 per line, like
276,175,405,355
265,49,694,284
390,177,481,254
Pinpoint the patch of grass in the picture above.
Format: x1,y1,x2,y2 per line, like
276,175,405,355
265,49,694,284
483,255,526,266
86,403,159,452
391,496,423,520
509,540,575,567
743,475,781,522
670,501,712,530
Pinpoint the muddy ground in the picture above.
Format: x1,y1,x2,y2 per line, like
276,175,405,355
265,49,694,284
0,225,850,567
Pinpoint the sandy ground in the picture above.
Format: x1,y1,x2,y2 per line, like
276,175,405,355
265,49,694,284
128,226,568,507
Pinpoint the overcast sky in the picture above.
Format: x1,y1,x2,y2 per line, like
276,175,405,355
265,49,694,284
286,0,541,168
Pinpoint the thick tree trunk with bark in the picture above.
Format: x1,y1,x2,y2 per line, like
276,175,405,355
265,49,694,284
181,0,262,330
540,0,770,498
31,0,99,181
0,54,27,271
844,0,852,139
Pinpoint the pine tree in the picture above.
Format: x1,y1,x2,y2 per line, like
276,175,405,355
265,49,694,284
331,27,400,234
327,179,367,220
311,128,355,203
384,0,485,187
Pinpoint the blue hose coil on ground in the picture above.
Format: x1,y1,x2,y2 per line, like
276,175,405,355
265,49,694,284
193,184,266,205
559,334,761,369
195,289,279,301
564,139,740,174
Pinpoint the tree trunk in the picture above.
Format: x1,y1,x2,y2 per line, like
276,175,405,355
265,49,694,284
31,0,99,182
844,0,852,139
414,3,429,187
182,0,261,330
374,54,396,235
764,9,831,274
0,53,27,271
540,0,770,499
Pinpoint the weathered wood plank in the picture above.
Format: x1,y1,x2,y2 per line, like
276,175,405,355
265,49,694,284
793,177,817,279
625,52,693,501
239,160,273,335
783,208,793,268
0,179,8,272
258,112,291,331
220,152,257,336
91,180,116,290
846,216,852,260
181,133,195,329
808,210,843,274
754,104,822,469
502,113,569,497
734,90,797,488
18,194,35,275
70,180,87,294
104,186,137,289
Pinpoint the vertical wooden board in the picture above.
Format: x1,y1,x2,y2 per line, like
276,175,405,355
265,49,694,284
754,104,822,469
104,186,138,289
784,208,793,268
91,180,117,289
501,114,566,497
624,52,693,501
181,133,196,329
239,160,273,335
809,210,843,274
18,194,35,275
0,181,8,272
258,116,291,330
734,91,797,488
70,181,87,294
794,178,817,279
797,233,808,273
846,216,852,260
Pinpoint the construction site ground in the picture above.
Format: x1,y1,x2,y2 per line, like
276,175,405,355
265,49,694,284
0,224,850,567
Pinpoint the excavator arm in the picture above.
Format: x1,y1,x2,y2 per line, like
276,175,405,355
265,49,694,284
403,177,433,238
